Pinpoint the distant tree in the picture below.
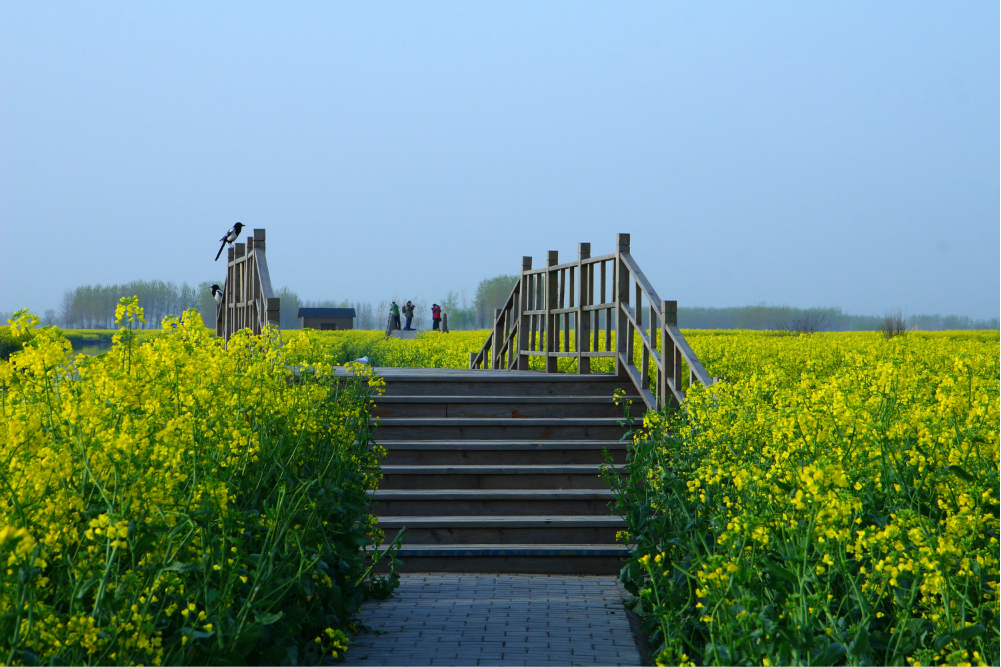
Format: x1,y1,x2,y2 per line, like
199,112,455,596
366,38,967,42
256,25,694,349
275,287,303,329
43,310,57,326
441,290,477,330
196,281,219,328
881,309,908,339
474,275,518,328
790,308,830,334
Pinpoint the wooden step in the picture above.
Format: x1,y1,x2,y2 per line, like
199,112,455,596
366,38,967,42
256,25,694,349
377,440,627,465
376,544,630,575
377,370,638,398
378,515,625,545
370,489,616,516
369,368,631,575
375,417,628,440
379,464,623,490
373,395,624,419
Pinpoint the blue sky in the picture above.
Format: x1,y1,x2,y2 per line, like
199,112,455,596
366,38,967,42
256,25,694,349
1,2,998,319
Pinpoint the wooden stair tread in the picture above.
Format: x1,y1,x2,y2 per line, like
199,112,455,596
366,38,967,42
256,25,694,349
376,396,617,403
374,440,627,449
377,515,626,527
380,544,631,556
378,417,625,426
370,489,615,499
380,464,623,474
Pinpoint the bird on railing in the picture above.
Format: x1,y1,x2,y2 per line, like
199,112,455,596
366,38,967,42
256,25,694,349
211,284,223,304
214,222,245,261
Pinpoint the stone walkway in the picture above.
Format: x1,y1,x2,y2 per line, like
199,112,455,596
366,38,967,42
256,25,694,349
341,574,643,666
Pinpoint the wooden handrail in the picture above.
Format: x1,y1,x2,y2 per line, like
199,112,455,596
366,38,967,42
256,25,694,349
216,228,280,341
469,233,717,410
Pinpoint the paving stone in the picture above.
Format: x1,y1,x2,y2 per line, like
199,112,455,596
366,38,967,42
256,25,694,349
339,574,642,666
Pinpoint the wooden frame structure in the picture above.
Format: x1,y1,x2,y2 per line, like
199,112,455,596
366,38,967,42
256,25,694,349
216,228,280,341
469,233,715,410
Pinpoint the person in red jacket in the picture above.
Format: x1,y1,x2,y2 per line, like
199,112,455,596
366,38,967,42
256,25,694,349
432,304,442,331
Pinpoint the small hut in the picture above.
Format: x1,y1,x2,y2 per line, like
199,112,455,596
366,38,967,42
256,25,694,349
298,307,356,330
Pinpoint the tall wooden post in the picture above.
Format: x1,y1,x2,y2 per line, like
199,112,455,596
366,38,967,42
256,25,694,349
518,256,532,370
493,308,505,369
615,234,630,377
662,300,679,408
577,243,591,374
546,250,559,373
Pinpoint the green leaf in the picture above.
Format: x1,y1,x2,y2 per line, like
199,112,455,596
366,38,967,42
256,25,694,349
848,626,869,656
818,641,847,665
954,623,985,641
258,610,284,626
763,558,798,585
945,465,976,484
164,561,200,573
75,578,99,599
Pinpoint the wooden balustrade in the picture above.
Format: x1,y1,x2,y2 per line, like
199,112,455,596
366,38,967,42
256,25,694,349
216,228,280,341
469,233,716,410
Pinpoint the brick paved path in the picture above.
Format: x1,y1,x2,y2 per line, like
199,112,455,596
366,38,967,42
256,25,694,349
341,574,643,666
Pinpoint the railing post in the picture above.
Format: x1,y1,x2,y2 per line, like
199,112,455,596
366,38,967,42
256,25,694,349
577,243,591,374
226,247,235,339
469,351,477,369
615,234,630,377
518,257,532,370
493,308,504,370
546,250,559,373
662,300,679,408
266,298,281,329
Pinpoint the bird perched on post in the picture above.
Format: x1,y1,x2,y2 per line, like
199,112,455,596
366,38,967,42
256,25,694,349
215,222,245,261
211,284,223,304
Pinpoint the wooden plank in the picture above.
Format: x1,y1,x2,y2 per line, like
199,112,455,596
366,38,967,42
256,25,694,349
620,303,663,372
579,252,615,266
615,234,630,377
577,242,591,375
546,251,558,373
618,353,657,410
664,325,714,386
620,253,662,310
517,257,531,370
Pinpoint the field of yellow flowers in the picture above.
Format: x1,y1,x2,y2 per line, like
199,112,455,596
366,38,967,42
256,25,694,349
610,330,999,666
296,328,999,665
0,301,394,665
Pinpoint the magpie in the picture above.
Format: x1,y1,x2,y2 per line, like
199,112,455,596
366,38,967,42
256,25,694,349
214,222,245,261
211,284,223,304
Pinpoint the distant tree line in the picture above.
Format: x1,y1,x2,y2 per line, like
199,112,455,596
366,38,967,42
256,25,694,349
676,304,999,332
49,281,218,329
11,281,997,333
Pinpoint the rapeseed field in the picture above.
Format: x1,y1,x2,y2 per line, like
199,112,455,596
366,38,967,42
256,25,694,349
299,328,999,665
611,331,999,666
0,301,393,665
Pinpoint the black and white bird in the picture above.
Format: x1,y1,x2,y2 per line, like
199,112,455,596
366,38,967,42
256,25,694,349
214,222,245,261
211,284,223,304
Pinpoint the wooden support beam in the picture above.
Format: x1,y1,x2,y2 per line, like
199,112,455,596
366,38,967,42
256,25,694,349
546,251,559,373
518,256,532,370
615,234,630,378
577,243,591,375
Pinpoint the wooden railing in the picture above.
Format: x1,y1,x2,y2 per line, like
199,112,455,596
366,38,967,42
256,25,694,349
216,228,280,341
469,233,716,410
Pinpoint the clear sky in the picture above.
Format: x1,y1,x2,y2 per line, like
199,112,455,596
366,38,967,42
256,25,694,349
2,2,998,319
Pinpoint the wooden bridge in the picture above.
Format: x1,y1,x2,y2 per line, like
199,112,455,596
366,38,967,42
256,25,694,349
216,231,714,574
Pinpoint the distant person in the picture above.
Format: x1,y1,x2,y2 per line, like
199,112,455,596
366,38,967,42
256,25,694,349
432,303,441,330
403,301,415,330
390,301,401,330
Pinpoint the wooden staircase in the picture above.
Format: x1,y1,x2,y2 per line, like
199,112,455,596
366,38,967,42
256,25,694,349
371,368,638,574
